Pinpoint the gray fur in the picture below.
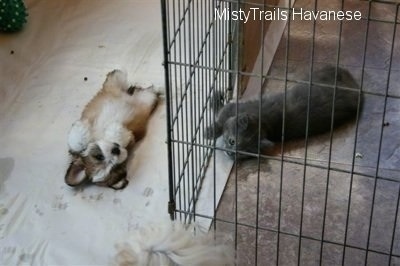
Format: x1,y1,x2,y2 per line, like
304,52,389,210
206,66,363,159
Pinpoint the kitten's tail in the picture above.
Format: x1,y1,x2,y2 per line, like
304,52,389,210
114,221,234,266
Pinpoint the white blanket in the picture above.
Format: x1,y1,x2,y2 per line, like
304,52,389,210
0,1,170,264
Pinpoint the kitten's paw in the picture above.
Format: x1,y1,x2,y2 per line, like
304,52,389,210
205,124,221,139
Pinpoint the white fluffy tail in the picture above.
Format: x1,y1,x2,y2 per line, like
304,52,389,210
114,221,234,266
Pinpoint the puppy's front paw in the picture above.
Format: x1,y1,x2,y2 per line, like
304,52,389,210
68,120,91,153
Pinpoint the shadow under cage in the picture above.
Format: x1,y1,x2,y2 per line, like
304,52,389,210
161,0,400,265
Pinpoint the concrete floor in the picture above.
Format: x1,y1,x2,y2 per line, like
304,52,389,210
215,0,400,265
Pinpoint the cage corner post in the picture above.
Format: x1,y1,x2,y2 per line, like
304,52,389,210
160,0,176,221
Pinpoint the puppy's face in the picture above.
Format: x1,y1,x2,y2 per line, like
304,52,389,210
65,140,129,189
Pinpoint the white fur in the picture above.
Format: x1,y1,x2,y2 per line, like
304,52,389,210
84,141,128,183
104,69,130,91
114,221,234,266
66,69,158,187
104,122,134,148
68,120,91,152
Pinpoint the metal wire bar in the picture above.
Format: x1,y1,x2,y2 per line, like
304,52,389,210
297,0,319,261
364,4,399,265
165,62,400,100
160,0,176,220
320,0,346,263
162,0,400,264
277,1,292,264
342,1,372,263
254,1,266,262
174,208,400,259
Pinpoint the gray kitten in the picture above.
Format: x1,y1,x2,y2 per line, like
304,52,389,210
206,66,363,159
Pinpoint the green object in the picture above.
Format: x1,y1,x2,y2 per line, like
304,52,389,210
0,0,28,32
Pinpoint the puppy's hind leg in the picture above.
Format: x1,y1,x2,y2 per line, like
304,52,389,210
107,164,129,190
103,69,130,91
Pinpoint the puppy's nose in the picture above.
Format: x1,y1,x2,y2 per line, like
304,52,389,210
111,146,120,155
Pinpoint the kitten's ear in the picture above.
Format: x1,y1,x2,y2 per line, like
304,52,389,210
261,139,274,149
237,114,249,129
65,157,87,187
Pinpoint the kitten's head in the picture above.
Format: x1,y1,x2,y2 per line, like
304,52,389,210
222,113,274,159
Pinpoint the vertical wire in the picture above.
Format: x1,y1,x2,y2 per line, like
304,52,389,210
208,0,215,230
189,1,196,221
187,0,196,223
178,0,185,222
297,0,318,263
235,0,242,255
183,0,189,222
171,0,179,221
210,0,218,233
277,1,292,264
212,0,218,232
389,186,400,265
195,0,199,210
255,1,266,264
160,0,176,220
364,4,399,265
210,0,216,227
212,0,218,225
319,0,345,263
199,0,207,227
341,1,371,263
214,0,222,231
277,1,292,265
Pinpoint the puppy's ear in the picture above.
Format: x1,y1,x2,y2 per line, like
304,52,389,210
68,120,91,153
65,157,87,187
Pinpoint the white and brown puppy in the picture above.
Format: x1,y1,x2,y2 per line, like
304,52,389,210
65,70,158,190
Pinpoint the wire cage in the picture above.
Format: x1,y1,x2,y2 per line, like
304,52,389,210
161,0,400,265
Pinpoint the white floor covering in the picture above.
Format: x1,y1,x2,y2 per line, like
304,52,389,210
0,1,172,264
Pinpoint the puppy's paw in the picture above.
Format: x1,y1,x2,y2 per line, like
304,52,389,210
110,178,129,190
104,69,129,91
68,120,91,153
